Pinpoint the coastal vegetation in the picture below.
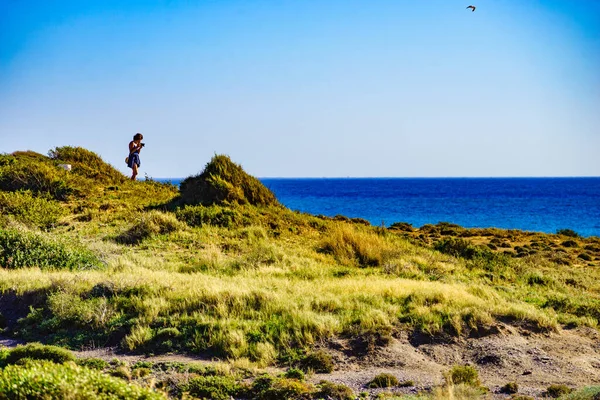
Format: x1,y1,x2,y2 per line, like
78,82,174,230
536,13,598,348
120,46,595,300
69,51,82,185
1,147,600,399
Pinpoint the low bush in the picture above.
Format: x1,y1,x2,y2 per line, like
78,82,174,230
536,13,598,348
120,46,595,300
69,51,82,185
48,146,126,184
3,343,75,366
176,204,242,228
299,350,334,373
187,375,241,400
179,154,279,207
250,376,314,400
116,211,185,245
557,229,580,238
367,373,399,388
501,382,519,394
0,348,8,365
0,360,164,399
0,228,103,270
284,368,305,381
132,367,151,378
76,357,109,370
389,222,414,232
434,238,492,260
0,160,74,200
559,386,600,400
0,191,66,229
110,365,132,381
316,380,355,400
545,384,573,398
562,240,579,248
446,365,480,386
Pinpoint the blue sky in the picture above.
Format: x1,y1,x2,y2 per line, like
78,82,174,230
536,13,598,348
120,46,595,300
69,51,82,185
1,0,598,178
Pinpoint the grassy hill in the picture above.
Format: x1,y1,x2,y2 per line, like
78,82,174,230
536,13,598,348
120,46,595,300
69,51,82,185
1,147,599,399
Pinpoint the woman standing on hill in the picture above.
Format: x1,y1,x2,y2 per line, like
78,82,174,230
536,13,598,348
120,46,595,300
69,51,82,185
127,133,144,180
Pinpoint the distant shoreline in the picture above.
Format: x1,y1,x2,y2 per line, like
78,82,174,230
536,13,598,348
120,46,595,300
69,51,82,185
154,177,600,238
155,176,600,181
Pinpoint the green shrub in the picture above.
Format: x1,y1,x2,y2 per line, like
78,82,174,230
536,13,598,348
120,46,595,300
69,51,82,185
500,382,519,394
0,228,102,270
367,373,399,388
389,222,414,232
557,229,580,238
187,375,241,400
116,211,185,245
176,204,242,228
316,380,355,400
0,348,9,366
48,146,126,184
0,154,17,166
299,350,334,373
155,327,181,339
3,343,75,366
110,365,132,381
560,386,600,400
284,368,305,381
434,238,492,260
526,272,551,286
133,361,154,370
578,253,593,261
545,384,573,398
179,154,279,207
562,240,579,248
76,357,109,370
0,160,74,200
0,360,164,399
251,376,314,400
0,191,66,229
132,367,151,378
446,365,480,386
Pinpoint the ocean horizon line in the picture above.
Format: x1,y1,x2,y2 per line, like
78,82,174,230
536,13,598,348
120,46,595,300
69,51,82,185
154,176,600,181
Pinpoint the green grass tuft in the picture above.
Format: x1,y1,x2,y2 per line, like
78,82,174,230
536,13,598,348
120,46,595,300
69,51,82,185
316,380,355,400
367,373,399,388
299,350,335,373
545,384,574,398
500,382,519,394
446,365,480,387
116,211,186,245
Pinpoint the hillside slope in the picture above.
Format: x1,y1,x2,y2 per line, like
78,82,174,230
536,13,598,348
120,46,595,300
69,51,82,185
1,147,599,399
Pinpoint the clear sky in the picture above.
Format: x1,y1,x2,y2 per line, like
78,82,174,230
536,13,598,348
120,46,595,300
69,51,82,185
1,0,598,178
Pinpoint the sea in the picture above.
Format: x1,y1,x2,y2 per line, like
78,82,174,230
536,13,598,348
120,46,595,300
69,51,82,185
156,177,600,238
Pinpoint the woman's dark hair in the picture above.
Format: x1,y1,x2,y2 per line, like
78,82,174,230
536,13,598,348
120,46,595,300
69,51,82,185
133,133,143,141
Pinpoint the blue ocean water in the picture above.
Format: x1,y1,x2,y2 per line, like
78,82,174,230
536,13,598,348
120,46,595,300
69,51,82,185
158,178,600,237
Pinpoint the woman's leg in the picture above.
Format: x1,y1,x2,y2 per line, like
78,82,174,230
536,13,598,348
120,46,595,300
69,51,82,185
131,164,138,180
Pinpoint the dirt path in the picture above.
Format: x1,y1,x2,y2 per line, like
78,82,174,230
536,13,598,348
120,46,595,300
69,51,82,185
2,325,600,399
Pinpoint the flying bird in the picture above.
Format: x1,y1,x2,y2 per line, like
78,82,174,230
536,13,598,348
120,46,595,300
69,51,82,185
466,5,476,12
